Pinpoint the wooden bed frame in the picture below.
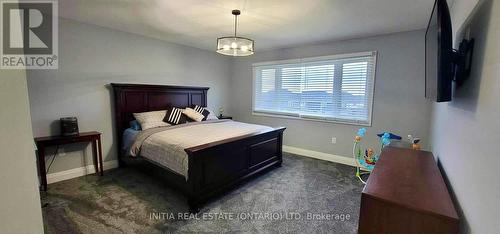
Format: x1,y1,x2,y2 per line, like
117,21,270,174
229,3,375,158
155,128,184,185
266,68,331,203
111,83,285,212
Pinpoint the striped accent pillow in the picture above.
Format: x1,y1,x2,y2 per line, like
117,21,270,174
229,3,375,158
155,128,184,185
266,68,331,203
164,107,188,125
192,105,210,121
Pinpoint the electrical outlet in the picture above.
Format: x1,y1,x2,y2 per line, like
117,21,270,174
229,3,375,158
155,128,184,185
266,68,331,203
58,147,66,156
331,137,337,144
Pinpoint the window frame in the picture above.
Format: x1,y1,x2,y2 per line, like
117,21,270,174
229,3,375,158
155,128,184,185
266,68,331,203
252,51,377,126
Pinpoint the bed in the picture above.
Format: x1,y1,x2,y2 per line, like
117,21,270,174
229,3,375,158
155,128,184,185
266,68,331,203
111,83,285,212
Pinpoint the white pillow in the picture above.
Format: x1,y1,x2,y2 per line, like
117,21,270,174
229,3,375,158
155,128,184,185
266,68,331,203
133,110,170,130
183,108,205,122
205,108,219,120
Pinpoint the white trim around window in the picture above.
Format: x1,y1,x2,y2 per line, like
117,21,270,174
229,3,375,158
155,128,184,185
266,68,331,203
252,51,377,126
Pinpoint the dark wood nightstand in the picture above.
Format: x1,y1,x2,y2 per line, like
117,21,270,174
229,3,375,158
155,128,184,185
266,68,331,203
218,116,233,120
34,131,103,191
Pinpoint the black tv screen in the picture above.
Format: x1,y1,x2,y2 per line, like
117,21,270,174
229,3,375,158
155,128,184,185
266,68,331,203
425,0,453,102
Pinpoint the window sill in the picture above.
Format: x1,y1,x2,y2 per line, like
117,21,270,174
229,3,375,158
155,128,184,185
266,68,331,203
252,112,372,127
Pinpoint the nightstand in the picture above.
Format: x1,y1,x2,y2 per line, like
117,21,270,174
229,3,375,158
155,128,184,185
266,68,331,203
218,116,233,120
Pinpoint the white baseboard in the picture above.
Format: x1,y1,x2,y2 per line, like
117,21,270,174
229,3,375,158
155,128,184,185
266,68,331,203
47,147,360,185
283,145,358,167
46,160,119,184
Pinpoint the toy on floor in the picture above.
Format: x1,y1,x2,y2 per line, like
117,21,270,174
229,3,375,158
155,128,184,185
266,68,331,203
353,128,401,184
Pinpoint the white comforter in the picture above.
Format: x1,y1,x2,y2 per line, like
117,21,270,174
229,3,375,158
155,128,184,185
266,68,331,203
130,120,273,179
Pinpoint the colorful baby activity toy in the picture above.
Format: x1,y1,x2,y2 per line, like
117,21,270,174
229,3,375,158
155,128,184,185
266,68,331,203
353,128,401,184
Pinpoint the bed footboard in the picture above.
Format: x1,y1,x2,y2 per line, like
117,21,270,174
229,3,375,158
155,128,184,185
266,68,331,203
185,127,285,211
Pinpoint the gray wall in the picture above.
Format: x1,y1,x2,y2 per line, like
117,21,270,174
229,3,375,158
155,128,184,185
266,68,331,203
0,69,44,233
229,30,432,157
430,0,499,233
27,18,232,173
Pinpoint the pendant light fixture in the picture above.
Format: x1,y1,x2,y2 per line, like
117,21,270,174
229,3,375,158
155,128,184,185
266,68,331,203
216,9,254,56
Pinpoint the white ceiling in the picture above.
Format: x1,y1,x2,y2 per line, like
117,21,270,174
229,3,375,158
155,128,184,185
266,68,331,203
59,0,438,51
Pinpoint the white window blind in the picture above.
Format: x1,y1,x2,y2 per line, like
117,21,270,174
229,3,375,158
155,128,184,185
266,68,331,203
253,51,377,126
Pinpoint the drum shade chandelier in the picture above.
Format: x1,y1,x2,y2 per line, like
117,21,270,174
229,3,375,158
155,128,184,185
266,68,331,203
216,9,254,56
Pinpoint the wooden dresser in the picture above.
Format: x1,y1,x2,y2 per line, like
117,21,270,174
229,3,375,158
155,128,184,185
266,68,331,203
358,147,459,234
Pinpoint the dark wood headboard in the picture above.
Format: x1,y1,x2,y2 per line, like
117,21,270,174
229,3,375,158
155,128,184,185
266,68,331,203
111,83,209,157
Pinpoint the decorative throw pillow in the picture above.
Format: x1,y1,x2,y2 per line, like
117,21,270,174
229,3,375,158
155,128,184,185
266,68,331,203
204,108,219,120
192,105,210,121
129,120,142,131
133,110,170,130
164,107,188,125
183,108,205,122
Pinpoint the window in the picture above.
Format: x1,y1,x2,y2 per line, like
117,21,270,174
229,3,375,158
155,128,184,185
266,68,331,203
253,51,377,126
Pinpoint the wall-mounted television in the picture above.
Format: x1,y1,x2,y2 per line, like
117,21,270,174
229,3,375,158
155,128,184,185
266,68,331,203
425,0,474,102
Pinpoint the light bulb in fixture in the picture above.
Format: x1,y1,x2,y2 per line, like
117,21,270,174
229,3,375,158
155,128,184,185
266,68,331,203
241,45,248,51
231,42,237,49
223,45,230,50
